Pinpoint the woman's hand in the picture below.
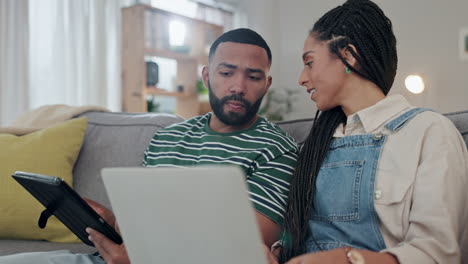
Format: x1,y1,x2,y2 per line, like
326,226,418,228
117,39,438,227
285,248,399,264
263,244,279,264
286,248,348,264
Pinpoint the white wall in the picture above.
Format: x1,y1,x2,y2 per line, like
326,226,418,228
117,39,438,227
221,0,468,120
229,0,281,87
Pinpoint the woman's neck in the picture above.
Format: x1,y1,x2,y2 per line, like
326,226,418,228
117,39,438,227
341,79,386,116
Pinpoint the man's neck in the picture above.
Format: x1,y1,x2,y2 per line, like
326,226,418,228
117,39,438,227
208,114,259,133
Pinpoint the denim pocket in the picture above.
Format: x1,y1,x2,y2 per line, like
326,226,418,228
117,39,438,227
311,160,365,222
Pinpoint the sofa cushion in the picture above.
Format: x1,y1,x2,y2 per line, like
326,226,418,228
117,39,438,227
276,110,468,149
276,118,313,146
0,240,94,255
73,112,184,210
0,117,87,243
445,110,468,148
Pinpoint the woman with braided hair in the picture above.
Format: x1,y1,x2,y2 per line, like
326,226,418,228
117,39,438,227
267,0,468,263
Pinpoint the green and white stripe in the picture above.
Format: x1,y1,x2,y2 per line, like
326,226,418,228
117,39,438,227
143,113,298,226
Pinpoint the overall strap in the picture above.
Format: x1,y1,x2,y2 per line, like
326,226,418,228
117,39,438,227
385,108,433,132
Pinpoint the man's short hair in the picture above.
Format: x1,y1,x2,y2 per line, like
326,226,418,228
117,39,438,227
208,28,272,66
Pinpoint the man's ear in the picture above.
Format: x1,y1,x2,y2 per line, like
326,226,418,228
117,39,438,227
201,66,209,88
266,76,272,91
340,44,358,67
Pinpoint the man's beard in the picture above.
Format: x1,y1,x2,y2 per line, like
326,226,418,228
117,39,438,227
208,81,264,127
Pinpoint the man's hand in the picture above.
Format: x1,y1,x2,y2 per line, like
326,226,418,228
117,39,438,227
84,198,117,230
255,212,280,247
87,228,130,264
285,248,399,264
263,244,279,264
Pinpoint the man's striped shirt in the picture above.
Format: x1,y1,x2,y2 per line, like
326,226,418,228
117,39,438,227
143,113,299,226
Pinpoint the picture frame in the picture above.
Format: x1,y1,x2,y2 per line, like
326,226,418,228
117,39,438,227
460,27,468,60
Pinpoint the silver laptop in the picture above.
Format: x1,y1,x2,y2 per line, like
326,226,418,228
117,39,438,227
101,166,268,264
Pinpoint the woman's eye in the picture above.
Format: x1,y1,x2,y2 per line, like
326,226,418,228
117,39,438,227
220,72,232,76
305,61,313,68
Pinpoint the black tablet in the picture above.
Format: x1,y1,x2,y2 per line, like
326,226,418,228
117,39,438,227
12,171,123,247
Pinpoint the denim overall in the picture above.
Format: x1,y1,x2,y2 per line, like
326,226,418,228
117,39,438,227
306,108,429,252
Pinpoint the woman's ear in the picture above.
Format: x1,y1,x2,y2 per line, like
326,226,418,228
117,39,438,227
340,44,358,67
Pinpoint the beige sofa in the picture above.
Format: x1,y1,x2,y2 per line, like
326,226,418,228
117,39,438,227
0,110,467,256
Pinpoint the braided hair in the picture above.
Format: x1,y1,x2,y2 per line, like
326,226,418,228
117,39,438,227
280,0,397,262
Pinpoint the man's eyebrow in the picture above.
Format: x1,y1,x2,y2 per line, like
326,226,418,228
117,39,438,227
217,63,237,69
216,63,265,75
302,51,314,61
246,68,265,75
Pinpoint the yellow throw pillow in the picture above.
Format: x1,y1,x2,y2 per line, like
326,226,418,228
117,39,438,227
0,117,88,243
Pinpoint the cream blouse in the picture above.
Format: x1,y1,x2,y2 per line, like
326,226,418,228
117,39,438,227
333,94,468,263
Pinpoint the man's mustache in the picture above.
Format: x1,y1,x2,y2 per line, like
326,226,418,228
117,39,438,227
220,94,251,109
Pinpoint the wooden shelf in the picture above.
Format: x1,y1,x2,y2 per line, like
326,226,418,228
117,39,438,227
144,48,197,62
145,87,192,97
137,3,222,28
121,4,223,117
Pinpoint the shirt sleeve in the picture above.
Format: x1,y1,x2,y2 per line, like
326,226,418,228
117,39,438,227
246,149,298,226
383,115,468,263
142,132,159,167
142,148,148,167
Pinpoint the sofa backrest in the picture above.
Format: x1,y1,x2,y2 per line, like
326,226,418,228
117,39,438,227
444,110,468,148
73,110,468,209
74,112,184,209
276,110,468,148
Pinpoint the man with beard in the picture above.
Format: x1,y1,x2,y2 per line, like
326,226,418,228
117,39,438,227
0,28,298,264
138,28,298,249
